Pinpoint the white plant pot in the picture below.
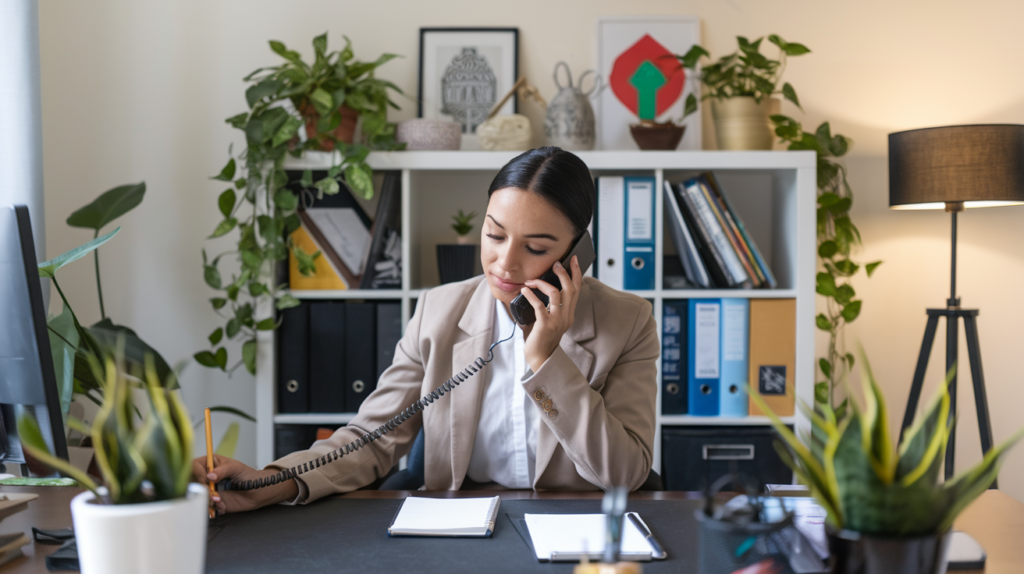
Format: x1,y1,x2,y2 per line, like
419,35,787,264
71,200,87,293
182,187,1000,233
71,482,208,574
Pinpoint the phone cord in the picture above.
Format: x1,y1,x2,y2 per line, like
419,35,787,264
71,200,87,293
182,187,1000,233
219,324,518,492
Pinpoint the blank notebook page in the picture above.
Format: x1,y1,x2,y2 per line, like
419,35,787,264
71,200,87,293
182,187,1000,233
388,497,501,536
524,513,653,561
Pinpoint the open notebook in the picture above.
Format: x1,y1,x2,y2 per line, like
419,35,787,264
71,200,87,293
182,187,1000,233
388,497,501,537
523,513,658,562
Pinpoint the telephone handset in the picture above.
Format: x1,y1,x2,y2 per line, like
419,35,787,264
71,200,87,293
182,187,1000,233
509,229,596,325
218,231,593,494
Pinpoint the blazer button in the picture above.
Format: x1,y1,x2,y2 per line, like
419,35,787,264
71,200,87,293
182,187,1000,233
533,390,545,401
547,409,558,419
542,399,553,412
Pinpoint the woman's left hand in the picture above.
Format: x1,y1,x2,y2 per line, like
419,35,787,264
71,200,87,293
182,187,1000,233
519,255,583,372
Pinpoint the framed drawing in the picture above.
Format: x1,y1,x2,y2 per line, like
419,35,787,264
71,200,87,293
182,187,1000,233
418,28,519,150
595,17,701,150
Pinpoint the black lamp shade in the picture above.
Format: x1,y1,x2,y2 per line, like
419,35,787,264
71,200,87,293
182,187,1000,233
889,124,1024,209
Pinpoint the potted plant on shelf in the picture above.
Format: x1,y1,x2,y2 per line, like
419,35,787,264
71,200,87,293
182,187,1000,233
19,352,205,574
196,32,403,375
675,35,809,150
437,209,478,285
752,355,1024,574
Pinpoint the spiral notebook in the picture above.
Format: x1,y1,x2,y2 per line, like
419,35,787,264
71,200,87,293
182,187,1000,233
387,496,502,537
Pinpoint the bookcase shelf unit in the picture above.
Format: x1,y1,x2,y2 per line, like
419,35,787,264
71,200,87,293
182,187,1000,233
254,150,816,474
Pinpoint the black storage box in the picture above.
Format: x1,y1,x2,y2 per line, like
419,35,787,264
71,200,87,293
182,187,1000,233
661,425,794,491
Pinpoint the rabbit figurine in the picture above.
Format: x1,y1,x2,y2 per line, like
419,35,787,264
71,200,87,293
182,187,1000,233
544,62,601,151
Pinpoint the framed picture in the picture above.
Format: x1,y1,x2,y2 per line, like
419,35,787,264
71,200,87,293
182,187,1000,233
595,17,702,150
418,27,519,150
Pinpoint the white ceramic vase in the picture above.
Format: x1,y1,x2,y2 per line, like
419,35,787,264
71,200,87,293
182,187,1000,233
71,483,208,574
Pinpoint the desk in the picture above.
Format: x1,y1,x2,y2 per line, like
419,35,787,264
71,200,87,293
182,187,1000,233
0,487,1021,573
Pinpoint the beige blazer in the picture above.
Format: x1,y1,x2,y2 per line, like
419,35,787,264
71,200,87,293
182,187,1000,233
272,276,659,503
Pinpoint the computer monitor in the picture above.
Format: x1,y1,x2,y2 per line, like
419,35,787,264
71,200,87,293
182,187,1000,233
0,205,69,472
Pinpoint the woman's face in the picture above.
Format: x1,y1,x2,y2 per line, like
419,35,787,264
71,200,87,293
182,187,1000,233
481,187,577,306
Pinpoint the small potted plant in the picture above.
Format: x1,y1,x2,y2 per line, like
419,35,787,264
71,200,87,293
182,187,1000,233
675,35,809,150
19,352,205,574
752,355,1024,574
436,209,478,284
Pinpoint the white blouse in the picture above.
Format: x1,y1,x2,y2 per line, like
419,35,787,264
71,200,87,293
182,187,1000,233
465,299,539,488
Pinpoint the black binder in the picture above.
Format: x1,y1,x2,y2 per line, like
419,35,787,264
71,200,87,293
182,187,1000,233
274,424,317,460
345,302,377,411
376,301,402,381
277,303,310,413
309,301,347,413
661,300,688,415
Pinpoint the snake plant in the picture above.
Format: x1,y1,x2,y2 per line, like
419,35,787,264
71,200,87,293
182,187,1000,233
751,354,1024,536
18,352,194,504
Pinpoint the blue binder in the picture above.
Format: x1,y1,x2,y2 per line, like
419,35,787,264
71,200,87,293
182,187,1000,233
687,299,721,416
661,301,688,414
623,177,655,290
719,298,750,417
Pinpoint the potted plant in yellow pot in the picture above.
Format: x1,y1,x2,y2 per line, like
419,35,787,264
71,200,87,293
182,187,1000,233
752,356,1024,574
19,352,203,574
676,35,809,150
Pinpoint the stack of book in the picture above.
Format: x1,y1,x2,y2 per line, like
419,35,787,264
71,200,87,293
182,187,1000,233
663,173,776,290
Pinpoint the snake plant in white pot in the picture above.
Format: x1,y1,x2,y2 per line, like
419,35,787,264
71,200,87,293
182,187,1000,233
751,355,1024,574
19,352,205,574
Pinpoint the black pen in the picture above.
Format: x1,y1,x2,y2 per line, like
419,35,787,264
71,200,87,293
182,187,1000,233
627,512,667,560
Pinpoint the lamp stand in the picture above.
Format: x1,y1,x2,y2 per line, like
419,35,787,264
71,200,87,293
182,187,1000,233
898,203,997,486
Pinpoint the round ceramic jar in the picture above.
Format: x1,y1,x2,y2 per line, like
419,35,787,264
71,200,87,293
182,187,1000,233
395,119,462,150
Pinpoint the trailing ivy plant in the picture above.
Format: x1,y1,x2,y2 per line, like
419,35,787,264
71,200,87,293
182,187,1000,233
771,115,882,416
196,32,402,375
675,35,810,120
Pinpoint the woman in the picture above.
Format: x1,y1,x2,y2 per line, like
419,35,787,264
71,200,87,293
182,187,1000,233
195,147,659,514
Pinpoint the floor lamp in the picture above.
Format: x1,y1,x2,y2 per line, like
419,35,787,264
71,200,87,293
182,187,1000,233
889,124,1024,487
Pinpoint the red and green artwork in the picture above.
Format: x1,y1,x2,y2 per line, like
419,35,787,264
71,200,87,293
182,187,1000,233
609,34,684,121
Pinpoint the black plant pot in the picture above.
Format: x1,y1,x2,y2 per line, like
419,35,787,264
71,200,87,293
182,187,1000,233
828,529,951,574
436,244,478,285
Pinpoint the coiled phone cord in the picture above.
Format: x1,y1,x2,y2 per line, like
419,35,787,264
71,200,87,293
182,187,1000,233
219,323,518,492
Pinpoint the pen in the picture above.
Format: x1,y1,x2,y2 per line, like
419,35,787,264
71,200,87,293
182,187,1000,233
627,512,667,560
205,408,217,519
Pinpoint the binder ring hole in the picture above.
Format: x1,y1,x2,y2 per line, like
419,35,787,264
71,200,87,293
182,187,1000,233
729,385,739,394
631,257,645,269
666,383,680,395
606,258,615,267
352,380,365,393
700,384,712,395
286,380,299,393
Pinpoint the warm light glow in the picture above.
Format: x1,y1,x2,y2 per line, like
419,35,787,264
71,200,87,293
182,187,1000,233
890,201,1024,210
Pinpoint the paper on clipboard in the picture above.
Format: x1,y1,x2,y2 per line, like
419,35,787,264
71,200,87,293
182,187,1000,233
523,513,654,562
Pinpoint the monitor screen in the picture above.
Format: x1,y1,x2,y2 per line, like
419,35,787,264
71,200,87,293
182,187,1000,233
0,205,69,470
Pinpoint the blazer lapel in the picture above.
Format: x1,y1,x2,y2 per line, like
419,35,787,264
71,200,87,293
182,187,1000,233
449,279,495,488
534,280,596,485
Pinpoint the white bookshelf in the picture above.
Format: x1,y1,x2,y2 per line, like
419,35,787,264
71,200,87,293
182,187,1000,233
254,150,816,472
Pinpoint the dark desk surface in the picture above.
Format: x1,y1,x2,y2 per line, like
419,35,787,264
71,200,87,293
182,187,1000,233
0,487,1020,573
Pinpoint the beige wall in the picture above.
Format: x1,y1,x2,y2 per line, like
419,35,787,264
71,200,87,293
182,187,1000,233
37,0,1024,500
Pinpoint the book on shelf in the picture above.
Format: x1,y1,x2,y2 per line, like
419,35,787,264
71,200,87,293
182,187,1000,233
360,171,402,289
695,178,761,288
663,181,711,288
702,173,777,289
672,181,740,288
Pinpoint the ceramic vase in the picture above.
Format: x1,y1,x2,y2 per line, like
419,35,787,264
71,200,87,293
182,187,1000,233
544,61,599,150
711,97,775,150
71,483,208,574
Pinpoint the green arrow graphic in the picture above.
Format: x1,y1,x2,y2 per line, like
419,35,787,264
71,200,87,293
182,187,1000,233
629,61,666,120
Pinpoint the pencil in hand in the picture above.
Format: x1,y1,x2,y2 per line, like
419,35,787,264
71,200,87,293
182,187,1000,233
205,407,217,519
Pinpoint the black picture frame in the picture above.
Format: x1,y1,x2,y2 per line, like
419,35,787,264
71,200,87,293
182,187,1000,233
417,27,519,136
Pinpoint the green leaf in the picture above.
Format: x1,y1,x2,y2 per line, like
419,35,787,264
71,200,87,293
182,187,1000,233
194,351,219,368
226,113,248,129
208,327,223,346
208,406,256,422
256,318,276,331
47,304,80,416
209,218,238,239
835,283,855,305
818,192,840,207
212,158,236,182
866,261,882,277
834,259,859,276
781,83,801,109
88,319,177,389
276,293,300,310
830,135,850,157
815,381,830,404
819,358,832,378
310,88,334,118
845,353,855,369
816,272,837,297
38,227,121,278
682,93,698,119
210,297,227,310
226,318,240,338
783,42,811,56
273,189,298,212
312,32,328,56
315,177,340,197
17,414,99,495
272,116,303,148
245,78,282,109
816,313,832,331
818,240,838,259
214,422,241,458
678,44,709,69
841,300,862,322
204,264,221,290
345,163,374,199
218,189,236,219
215,347,228,370
242,339,257,375
66,183,146,231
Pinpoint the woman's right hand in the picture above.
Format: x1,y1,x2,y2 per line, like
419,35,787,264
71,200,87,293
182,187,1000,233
191,454,299,515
